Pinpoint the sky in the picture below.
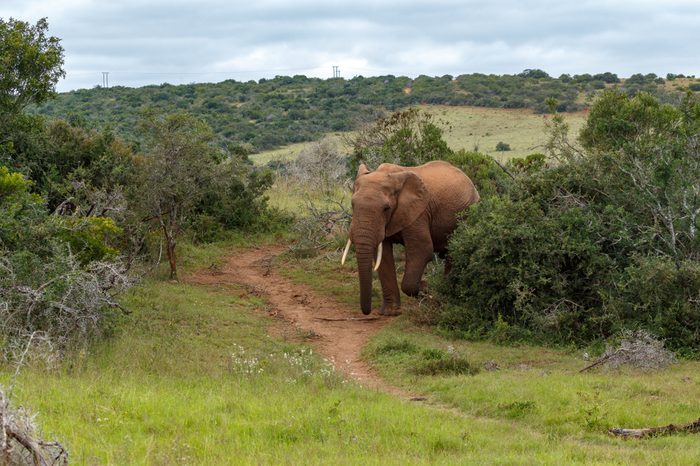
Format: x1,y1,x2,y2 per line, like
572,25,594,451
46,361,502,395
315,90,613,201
2,0,700,92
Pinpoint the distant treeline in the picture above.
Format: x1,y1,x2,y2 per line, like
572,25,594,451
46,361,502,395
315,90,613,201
31,70,697,153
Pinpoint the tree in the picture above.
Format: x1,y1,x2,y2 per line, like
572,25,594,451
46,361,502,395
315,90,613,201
347,108,453,173
0,17,64,116
138,111,218,280
518,69,550,79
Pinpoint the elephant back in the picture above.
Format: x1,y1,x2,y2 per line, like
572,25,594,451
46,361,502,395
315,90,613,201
412,161,479,209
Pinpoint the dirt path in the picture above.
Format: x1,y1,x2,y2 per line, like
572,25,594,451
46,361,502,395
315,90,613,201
189,244,409,396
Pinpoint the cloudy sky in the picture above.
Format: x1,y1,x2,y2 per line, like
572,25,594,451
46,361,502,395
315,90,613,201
2,0,700,92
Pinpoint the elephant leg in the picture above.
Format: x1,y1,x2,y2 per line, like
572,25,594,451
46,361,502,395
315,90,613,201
401,230,434,297
377,241,401,315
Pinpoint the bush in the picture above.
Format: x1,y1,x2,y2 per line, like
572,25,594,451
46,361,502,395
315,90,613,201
0,167,131,358
414,354,480,376
495,141,511,151
441,195,617,344
445,150,512,199
602,257,700,356
437,91,700,354
346,108,452,173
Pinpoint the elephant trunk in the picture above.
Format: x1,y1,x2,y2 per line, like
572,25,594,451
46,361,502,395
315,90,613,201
356,246,375,315
350,218,385,315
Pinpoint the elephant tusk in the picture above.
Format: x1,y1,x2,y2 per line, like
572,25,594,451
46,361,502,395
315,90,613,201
373,242,383,271
341,239,352,265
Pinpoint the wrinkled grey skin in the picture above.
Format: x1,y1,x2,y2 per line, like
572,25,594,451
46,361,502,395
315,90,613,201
348,161,479,315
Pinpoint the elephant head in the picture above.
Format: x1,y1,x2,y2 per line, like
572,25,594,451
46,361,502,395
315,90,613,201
344,163,429,314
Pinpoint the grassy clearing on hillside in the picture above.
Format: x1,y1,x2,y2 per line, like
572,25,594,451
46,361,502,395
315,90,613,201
251,106,588,168
425,105,587,161
256,106,587,215
262,177,351,216
280,252,700,464
249,133,347,166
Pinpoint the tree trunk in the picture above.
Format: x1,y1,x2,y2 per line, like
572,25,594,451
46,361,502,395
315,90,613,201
161,212,178,281
166,236,177,280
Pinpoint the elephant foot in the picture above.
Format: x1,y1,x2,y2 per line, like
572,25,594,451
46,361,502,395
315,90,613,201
380,303,402,316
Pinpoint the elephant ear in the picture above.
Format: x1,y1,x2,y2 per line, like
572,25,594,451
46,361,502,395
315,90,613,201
353,163,370,193
356,163,370,178
386,171,429,237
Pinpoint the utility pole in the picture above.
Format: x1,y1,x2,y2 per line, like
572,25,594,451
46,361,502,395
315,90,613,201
332,66,340,78
102,71,109,88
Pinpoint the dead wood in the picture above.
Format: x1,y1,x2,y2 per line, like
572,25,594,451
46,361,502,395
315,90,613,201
609,417,700,439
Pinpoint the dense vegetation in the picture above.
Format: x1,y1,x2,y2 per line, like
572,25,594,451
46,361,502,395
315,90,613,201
31,69,697,153
0,18,281,360
440,91,700,355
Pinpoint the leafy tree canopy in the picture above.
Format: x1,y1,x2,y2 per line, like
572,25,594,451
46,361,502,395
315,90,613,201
0,17,64,115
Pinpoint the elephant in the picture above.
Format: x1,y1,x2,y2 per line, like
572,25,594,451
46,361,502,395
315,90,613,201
342,160,480,315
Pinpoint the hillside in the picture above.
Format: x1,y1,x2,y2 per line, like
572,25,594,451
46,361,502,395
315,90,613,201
30,71,694,153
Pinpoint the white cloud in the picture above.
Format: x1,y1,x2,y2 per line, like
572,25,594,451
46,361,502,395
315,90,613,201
1,0,699,90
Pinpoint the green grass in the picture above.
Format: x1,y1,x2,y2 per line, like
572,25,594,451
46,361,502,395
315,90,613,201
263,177,351,215
5,275,495,464
6,239,700,464
0,241,629,465
279,251,700,465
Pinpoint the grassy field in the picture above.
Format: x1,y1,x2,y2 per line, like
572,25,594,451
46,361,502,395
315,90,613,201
3,240,700,464
1,241,486,464
250,105,588,167
425,105,587,161
249,133,347,166
279,251,700,465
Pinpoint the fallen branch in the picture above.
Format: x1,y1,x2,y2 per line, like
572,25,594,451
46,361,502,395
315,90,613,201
579,353,612,373
609,417,700,439
1,385,68,465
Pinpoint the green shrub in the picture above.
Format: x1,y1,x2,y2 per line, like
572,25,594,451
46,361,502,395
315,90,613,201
601,257,700,356
438,91,700,353
446,150,512,199
441,195,617,344
413,353,480,376
495,141,511,151
347,108,452,173
373,337,419,355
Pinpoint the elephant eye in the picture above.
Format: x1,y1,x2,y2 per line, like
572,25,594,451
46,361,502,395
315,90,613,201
383,204,391,212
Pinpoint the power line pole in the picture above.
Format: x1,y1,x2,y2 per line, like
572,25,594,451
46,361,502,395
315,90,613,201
102,71,109,88
332,66,340,78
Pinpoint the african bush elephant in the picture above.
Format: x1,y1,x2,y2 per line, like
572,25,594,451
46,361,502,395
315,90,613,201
342,161,479,315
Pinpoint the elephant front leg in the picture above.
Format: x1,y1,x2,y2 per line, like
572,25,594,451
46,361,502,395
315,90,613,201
377,241,401,315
